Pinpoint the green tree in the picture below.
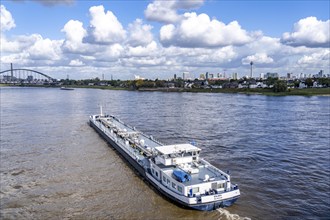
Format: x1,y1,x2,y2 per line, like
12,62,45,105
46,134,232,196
318,78,330,87
273,80,287,92
265,77,278,87
305,78,313,87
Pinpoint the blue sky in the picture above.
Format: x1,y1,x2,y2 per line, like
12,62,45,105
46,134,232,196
1,0,329,80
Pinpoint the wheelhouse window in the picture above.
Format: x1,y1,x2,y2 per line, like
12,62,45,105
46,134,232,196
192,187,199,194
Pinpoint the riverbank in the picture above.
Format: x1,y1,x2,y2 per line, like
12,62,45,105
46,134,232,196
1,84,329,96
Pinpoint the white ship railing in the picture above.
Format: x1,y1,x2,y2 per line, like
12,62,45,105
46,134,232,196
200,158,230,180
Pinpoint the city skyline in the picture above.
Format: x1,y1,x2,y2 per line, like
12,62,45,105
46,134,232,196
1,0,329,80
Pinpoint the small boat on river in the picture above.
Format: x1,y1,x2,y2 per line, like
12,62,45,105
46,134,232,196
60,86,74,90
89,107,240,211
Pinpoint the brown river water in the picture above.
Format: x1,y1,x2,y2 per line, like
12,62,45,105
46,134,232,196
1,87,329,219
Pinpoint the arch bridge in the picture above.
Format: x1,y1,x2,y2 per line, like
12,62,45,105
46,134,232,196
0,66,56,84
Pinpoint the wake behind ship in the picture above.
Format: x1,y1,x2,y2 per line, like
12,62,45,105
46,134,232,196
89,108,240,211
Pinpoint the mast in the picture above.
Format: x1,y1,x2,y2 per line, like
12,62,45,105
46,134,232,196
100,105,103,116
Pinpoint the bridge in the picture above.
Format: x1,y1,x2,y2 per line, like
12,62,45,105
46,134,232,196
0,63,56,84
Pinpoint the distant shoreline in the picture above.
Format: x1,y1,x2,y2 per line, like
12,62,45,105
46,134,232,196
1,84,329,96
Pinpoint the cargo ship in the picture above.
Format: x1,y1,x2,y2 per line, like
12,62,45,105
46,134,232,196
89,107,240,211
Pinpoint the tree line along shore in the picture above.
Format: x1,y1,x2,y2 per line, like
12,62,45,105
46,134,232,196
1,77,329,96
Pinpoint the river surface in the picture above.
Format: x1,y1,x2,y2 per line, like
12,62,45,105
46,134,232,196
1,87,329,220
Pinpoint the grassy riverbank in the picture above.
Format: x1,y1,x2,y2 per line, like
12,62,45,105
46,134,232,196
138,87,330,96
1,83,329,96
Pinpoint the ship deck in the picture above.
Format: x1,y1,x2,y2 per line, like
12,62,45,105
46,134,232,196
161,164,228,186
99,115,228,186
99,116,162,152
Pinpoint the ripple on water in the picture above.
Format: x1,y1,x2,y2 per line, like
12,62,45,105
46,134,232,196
1,88,329,219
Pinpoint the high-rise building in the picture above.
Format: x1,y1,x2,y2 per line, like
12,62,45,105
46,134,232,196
318,70,324,77
183,72,191,80
232,72,238,80
265,72,278,78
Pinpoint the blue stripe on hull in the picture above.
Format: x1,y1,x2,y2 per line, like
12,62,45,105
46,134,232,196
188,197,239,211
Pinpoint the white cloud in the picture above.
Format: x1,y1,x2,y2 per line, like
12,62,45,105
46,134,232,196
1,35,20,52
281,17,330,48
85,5,126,44
127,41,158,57
145,1,179,23
28,35,62,61
122,56,166,67
103,43,124,60
61,20,88,53
1,5,16,31
1,51,30,65
160,12,252,48
69,59,84,66
242,53,274,65
127,19,153,47
2,3,329,79
297,50,330,65
144,0,205,23
1,34,62,66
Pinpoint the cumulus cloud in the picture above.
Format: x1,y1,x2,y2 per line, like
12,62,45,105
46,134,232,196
145,1,179,23
69,59,84,66
122,56,166,67
297,50,330,65
127,41,158,57
61,20,87,52
144,0,205,23
1,5,16,31
242,53,274,65
2,2,329,79
28,35,62,60
160,12,252,48
84,5,126,44
102,43,124,61
281,17,330,48
1,35,20,52
1,51,30,65
127,19,153,47
1,34,62,66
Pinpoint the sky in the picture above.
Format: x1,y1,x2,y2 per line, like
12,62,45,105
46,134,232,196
1,0,329,80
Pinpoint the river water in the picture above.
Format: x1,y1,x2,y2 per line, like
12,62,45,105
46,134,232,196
1,87,329,220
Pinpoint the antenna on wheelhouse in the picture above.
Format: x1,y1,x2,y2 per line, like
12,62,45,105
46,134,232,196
98,104,104,116
100,105,103,116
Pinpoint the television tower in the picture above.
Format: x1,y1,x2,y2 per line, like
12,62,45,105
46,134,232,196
250,61,253,78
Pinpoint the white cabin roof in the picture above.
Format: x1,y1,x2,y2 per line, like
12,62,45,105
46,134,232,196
155,144,201,155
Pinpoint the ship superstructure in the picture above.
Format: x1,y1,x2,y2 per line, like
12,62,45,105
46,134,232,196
89,109,240,210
